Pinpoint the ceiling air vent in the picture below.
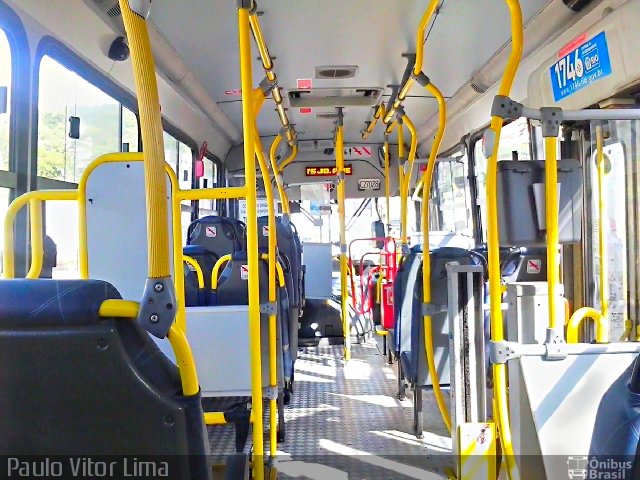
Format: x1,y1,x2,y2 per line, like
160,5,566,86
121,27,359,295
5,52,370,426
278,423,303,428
84,0,126,33
106,3,122,17
288,87,382,108
315,65,358,80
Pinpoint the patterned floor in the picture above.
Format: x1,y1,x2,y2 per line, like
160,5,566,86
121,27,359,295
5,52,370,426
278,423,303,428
208,338,452,479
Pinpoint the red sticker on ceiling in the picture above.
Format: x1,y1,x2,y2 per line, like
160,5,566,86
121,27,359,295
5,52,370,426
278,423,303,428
299,107,312,115
297,79,312,90
225,89,242,96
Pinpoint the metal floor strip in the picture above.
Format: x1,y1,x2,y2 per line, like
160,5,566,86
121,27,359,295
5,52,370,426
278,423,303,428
208,338,452,479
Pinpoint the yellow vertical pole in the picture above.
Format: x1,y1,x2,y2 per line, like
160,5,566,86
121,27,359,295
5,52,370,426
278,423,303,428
336,118,350,361
485,1,523,478
595,124,609,326
252,89,278,459
238,5,265,478
545,137,560,331
384,140,391,228
118,0,171,281
25,199,43,279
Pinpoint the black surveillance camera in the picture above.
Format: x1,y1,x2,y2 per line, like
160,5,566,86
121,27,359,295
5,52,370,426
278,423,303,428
108,36,130,62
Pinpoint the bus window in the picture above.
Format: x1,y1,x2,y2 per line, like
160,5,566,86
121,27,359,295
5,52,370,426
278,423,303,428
46,200,79,279
498,117,532,160
588,120,640,339
434,157,472,237
0,28,11,171
37,56,120,183
178,141,193,191
163,132,178,171
122,107,139,152
198,159,217,215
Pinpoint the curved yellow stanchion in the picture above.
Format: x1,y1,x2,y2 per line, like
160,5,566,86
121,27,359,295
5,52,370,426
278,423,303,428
211,254,232,290
382,0,440,125
400,115,418,246
98,299,198,396
167,324,200,396
269,135,290,216
118,0,171,280
183,255,205,289
252,90,280,460
567,307,608,344
278,144,299,173
362,104,385,140
419,82,451,434
485,1,524,478
3,190,78,279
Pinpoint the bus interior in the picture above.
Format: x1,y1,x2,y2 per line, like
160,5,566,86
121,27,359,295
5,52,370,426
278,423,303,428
1,0,640,479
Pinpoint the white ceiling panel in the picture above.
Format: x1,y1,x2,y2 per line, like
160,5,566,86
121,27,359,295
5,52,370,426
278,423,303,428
150,0,552,147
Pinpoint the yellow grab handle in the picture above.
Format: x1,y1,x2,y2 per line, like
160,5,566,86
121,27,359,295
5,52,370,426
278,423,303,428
567,307,608,344
211,254,232,290
418,81,451,434
183,255,205,289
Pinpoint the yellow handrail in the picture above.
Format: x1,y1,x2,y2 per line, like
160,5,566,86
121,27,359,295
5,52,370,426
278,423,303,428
248,6,296,146
336,120,350,361
183,255,205,289
419,81,451,433
362,103,386,140
211,254,232,290
382,0,440,125
238,6,265,476
3,189,78,279
269,134,290,215
567,307,608,343
485,1,524,478
119,0,171,281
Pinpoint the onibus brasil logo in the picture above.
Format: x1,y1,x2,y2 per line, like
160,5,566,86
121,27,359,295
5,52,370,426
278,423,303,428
567,456,633,479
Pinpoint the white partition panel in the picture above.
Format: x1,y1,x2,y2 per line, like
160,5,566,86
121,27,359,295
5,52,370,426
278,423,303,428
85,161,174,300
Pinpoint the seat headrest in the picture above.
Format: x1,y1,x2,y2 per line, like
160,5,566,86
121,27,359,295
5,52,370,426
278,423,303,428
0,279,122,328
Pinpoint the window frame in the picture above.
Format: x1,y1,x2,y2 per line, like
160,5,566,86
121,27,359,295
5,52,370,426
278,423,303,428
32,36,199,186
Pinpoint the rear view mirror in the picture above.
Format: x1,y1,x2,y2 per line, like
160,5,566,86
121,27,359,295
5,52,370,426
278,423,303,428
68,116,80,140
0,86,7,115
